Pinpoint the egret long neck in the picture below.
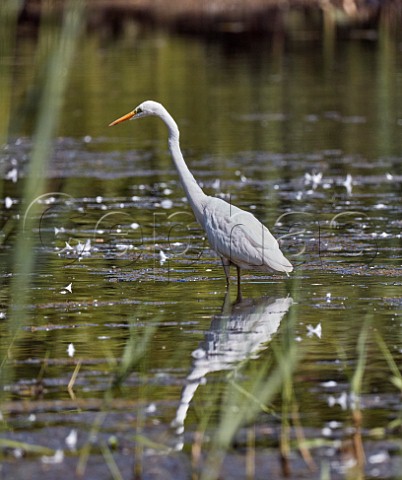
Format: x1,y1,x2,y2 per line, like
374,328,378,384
161,111,207,226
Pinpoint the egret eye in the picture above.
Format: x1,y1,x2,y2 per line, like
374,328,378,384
136,107,143,114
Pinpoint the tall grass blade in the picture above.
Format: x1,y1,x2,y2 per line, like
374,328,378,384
5,0,84,339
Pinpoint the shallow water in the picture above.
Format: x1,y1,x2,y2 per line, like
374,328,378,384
1,26,402,479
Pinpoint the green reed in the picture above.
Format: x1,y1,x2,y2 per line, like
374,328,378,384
4,0,84,340
0,0,84,429
199,280,301,480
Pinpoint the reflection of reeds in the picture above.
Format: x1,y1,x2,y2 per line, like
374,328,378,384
0,2,21,203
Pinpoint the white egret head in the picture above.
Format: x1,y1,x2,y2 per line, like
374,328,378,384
109,100,163,126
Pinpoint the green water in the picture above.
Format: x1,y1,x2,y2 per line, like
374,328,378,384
1,24,402,480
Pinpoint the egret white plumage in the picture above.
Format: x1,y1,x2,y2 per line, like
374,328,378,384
109,101,292,299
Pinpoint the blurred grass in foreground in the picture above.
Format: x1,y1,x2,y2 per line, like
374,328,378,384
198,280,302,480
1,0,84,361
9,0,83,334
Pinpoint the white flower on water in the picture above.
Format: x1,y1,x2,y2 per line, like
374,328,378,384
342,174,353,195
321,380,337,388
161,199,173,209
54,226,65,236
369,451,389,464
41,449,64,464
307,323,322,339
328,391,348,410
64,241,74,251
65,429,78,450
67,343,75,358
159,250,168,265
60,283,72,295
145,403,156,414
77,239,91,257
5,168,18,183
211,179,220,190
5,197,14,209
304,172,322,189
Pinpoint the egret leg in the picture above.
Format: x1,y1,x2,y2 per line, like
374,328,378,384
220,257,231,288
236,266,242,303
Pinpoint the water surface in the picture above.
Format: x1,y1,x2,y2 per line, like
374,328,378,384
1,27,402,479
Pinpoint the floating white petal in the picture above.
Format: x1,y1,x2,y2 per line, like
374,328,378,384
67,343,75,358
41,449,64,465
307,323,322,339
159,250,168,264
65,429,78,450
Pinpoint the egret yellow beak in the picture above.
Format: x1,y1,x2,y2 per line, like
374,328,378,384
108,110,136,126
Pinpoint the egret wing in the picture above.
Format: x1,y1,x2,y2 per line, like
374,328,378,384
203,197,292,273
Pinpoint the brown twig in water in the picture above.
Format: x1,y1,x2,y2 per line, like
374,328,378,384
67,359,82,401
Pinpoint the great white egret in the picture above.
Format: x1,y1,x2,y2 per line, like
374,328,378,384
109,101,292,299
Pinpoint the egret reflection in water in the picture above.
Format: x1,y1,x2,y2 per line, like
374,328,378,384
171,295,293,437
